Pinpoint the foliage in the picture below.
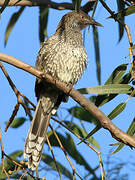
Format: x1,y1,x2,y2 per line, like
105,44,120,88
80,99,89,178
0,0,135,179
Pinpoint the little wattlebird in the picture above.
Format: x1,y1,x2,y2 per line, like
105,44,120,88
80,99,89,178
24,10,102,170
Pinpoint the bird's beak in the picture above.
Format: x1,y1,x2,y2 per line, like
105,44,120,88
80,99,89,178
90,19,103,27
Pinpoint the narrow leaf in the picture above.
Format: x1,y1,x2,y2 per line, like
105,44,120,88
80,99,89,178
4,7,25,46
6,117,26,128
68,106,98,125
78,84,132,95
108,102,126,120
117,0,125,41
105,64,128,85
95,65,130,107
42,154,73,179
93,25,101,85
75,0,82,12
39,7,49,45
48,132,97,177
112,118,135,154
64,121,100,149
79,102,126,142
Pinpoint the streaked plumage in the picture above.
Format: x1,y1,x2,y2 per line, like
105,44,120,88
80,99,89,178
24,10,101,170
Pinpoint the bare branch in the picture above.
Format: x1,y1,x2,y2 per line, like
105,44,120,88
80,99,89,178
0,129,10,179
0,0,95,12
0,61,34,131
0,52,135,148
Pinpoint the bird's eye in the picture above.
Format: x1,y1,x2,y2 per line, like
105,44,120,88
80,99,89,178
80,15,84,19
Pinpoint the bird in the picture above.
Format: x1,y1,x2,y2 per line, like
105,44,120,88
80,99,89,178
24,10,102,170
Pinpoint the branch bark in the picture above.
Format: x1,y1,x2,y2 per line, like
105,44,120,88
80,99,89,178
0,0,95,12
0,52,135,148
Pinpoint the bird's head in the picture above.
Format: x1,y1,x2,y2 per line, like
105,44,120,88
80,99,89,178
56,11,102,32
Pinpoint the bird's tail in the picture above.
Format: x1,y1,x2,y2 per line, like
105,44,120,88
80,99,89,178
24,93,57,170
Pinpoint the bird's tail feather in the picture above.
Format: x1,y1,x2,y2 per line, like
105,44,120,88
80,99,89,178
24,94,56,170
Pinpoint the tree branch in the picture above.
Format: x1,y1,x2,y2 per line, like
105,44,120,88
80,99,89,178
0,52,135,148
0,0,95,12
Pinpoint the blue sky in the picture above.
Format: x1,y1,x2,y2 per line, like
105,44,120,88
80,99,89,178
0,1,135,179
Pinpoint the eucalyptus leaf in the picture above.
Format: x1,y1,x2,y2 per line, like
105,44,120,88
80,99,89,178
4,7,25,46
95,66,130,107
78,84,132,95
5,117,26,128
93,25,101,85
117,0,125,41
105,64,128,85
69,106,98,125
111,118,135,154
64,121,100,149
48,132,98,177
39,7,49,45
42,154,73,179
79,102,127,142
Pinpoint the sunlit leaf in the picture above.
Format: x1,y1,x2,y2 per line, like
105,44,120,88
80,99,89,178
111,118,135,154
95,64,130,107
64,121,100,149
4,7,25,46
78,84,132,94
108,102,126,119
42,154,73,179
93,25,101,85
5,117,26,128
80,102,127,141
68,106,98,125
39,7,49,45
105,64,128,84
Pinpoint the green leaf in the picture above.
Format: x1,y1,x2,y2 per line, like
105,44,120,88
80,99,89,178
75,0,82,12
42,154,73,179
93,25,101,85
48,132,98,177
105,64,128,85
6,117,26,128
64,121,100,149
78,84,132,95
0,0,10,14
81,102,126,140
39,7,49,45
112,118,135,154
108,102,126,120
95,65,130,107
4,7,25,46
68,107,98,125
117,0,125,41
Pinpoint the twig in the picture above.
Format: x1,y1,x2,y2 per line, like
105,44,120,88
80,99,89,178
0,61,34,131
51,117,104,179
3,153,36,179
49,124,76,180
0,53,135,148
45,134,62,180
0,129,10,179
99,0,135,78
0,0,95,12
5,103,20,132
0,132,34,178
